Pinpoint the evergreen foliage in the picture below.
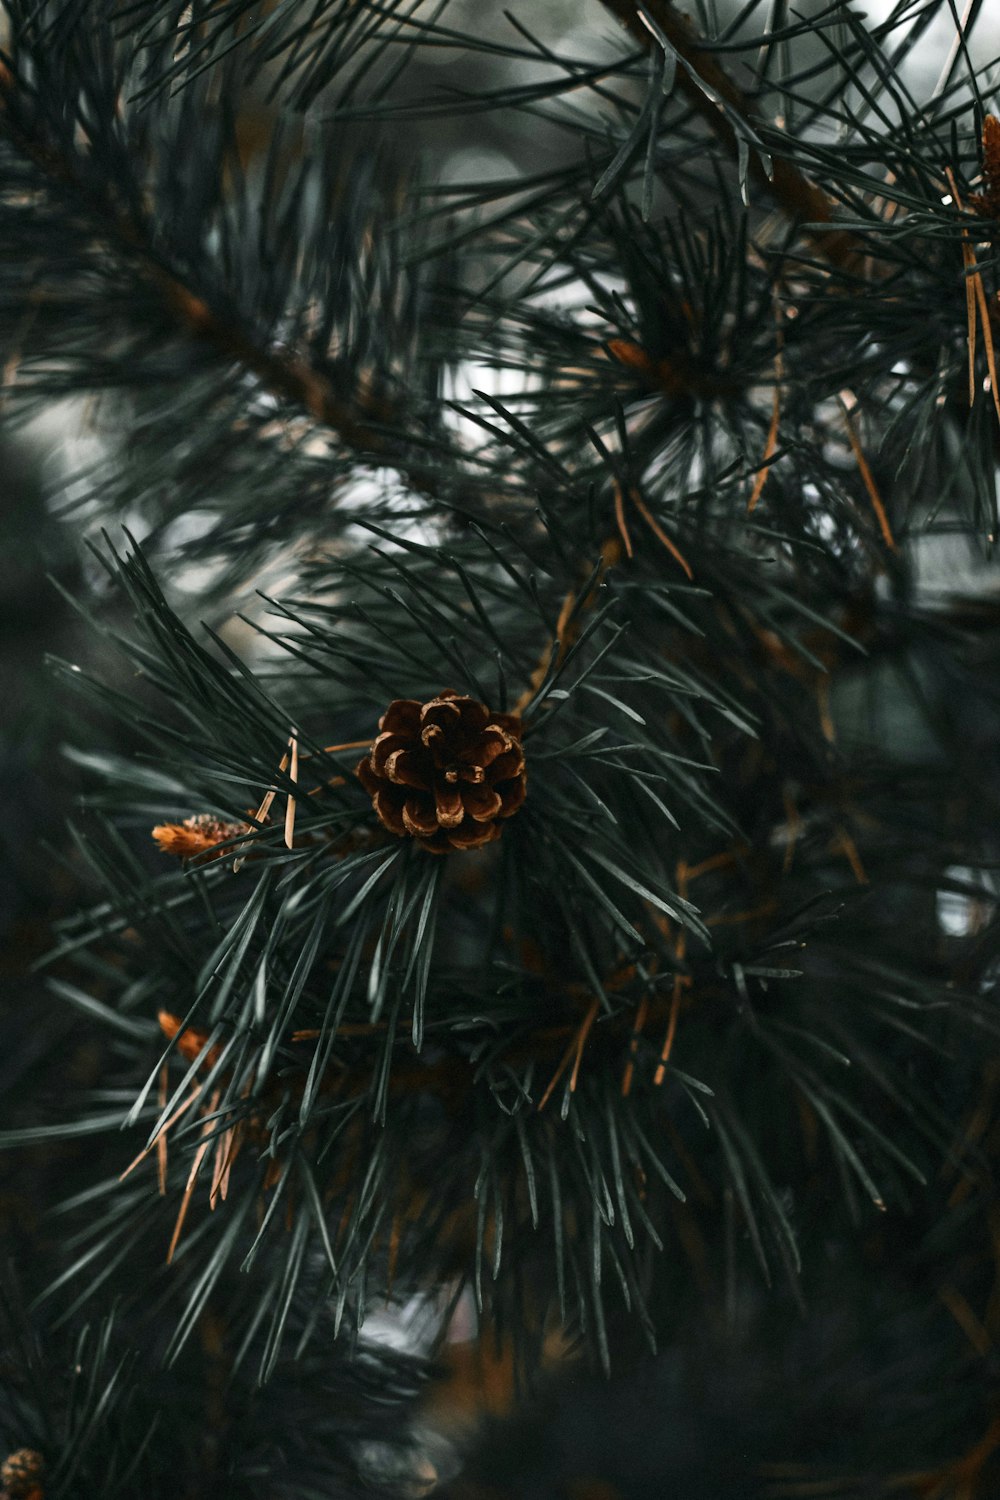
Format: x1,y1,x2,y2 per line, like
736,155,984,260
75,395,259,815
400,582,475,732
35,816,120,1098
3,0,1000,1493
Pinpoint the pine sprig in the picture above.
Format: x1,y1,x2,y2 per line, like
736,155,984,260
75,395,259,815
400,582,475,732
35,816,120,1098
0,1273,432,1499
10,509,993,1372
0,7,457,588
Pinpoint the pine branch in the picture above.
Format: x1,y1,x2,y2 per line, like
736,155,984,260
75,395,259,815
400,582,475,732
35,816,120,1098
0,63,407,462
0,1273,433,1499
0,28,485,568
597,0,865,268
21,497,998,1370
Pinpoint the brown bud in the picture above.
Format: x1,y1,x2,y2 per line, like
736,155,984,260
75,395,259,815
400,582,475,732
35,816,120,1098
969,114,1000,218
151,813,247,862
1,1449,45,1499
157,1010,223,1071
355,691,526,854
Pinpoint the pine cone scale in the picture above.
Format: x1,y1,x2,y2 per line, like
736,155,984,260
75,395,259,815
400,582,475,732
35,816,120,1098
383,747,429,788
372,787,407,836
464,784,503,822
402,798,439,837
498,778,527,817
434,783,466,827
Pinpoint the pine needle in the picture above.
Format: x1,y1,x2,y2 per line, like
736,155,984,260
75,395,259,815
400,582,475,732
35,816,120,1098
119,1083,203,1183
166,1089,221,1265
748,320,784,515
155,1064,168,1196
972,269,1000,429
747,380,781,515
629,486,693,578
284,733,299,850
839,393,896,551
946,167,1000,429
538,998,599,1111
613,480,635,558
652,981,683,1087
655,860,688,1085
621,993,650,1096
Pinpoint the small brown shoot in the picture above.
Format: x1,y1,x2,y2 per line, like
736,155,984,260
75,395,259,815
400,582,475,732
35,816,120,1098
748,324,784,515
939,1285,992,1360
654,859,689,1086
817,675,836,744
945,166,1000,430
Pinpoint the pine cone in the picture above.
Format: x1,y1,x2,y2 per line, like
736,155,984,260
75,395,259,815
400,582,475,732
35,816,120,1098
355,691,526,853
1,1449,45,1499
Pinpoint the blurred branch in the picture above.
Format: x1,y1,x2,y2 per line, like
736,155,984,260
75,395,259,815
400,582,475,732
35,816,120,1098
599,0,863,268
0,63,401,459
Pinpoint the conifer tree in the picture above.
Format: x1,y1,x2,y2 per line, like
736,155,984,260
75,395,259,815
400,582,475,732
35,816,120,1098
3,1,1000,1495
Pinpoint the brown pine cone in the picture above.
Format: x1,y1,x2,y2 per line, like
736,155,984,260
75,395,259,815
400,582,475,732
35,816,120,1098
355,691,526,854
1,1448,45,1499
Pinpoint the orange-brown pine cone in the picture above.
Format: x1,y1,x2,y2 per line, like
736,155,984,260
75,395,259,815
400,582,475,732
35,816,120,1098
1,1449,45,1499
355,691,526,854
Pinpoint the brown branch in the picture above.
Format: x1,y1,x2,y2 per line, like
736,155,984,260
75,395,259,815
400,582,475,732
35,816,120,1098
598,0,863,270
156,278,393,455
512,535,623,715
0,65,408,462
